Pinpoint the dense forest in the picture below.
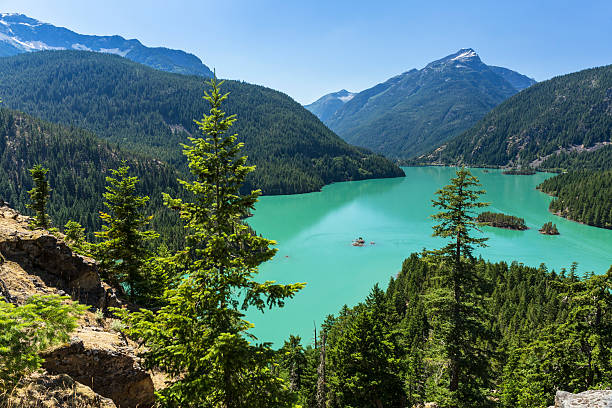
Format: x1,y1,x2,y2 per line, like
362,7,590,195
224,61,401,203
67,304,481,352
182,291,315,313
420,64,612,166
278,255,612,408
539,144,612,171
538,170,612,229
0,108,184,247
0,50,403,195
476,211,528,230
535,146,612,229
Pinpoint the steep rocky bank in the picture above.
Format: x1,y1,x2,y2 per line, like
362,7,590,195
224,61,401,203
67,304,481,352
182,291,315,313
0,201,155,408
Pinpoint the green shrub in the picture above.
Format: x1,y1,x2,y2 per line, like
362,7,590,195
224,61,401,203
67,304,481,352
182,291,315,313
0,295,85,392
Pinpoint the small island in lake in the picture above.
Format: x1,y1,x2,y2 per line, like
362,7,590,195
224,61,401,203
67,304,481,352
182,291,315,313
502,168,536,175
476,211,528,230
539,221,560,235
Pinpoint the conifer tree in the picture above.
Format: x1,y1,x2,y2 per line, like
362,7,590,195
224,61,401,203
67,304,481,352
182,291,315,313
327,284,404,408
536,267,612,391
94,165,158,301
280,335,307,391
26,165,51,229
115,77,304,407
426,167,493,407
0,295,85,391
63,220,90,255
316,331,327,408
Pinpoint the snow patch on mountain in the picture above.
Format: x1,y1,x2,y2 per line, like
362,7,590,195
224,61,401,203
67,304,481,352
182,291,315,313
99,47,130,57
338,93,355,102
0,12,213,77
12,20,42,27
71,43,92,51
451,49,477,61
0,34,63,51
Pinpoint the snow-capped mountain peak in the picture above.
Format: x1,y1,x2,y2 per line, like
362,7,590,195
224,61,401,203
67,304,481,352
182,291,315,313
0,13,43,26
451,48,478,61
0,12,213,77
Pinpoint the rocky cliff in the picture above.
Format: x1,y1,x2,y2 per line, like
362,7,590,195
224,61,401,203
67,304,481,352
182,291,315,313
0,201,156,408
552,390,612,408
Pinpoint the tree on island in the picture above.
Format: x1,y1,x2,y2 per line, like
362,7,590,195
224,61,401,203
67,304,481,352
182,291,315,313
115,78,304,407
539,221,559,235
476,211,528,230
426,167,494,407
26,165,51,229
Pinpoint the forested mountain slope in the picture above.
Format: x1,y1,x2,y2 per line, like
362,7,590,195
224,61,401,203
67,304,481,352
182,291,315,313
539,170,612,229
0,51,403,194
536,146,612,229
0,108,183,245
420,64,612,166
0,13,214,77
312,49,535,159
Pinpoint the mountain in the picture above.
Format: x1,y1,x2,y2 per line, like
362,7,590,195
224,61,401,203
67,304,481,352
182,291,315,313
489,65,537,91
0,12,213,77
310,49,536,159
0,50,404,195
305,89,356,123
420,64,612,167
0,107,185,246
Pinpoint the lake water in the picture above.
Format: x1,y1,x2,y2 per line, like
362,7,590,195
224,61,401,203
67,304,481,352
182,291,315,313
247,167,612,346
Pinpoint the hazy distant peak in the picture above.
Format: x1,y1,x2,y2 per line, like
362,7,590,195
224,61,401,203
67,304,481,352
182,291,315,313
304,89,357,122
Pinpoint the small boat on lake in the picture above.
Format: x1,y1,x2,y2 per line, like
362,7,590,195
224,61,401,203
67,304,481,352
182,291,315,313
352,237,366,247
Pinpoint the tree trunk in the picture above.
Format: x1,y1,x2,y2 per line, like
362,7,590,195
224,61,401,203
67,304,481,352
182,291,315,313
316,332,327,408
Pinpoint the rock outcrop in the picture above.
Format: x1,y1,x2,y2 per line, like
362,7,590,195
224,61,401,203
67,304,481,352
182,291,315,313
552,390,612,407
42,327,155,408
0,201,156,407
0,201,121,309
6,372,117,408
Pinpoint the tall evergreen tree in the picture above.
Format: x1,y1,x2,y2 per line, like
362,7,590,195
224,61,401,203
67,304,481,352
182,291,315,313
327,284,404,408
280,335,307,392
426,167,493,407
316,331,327,408
115,77,304,407
26,165,51,229
94,165,158,301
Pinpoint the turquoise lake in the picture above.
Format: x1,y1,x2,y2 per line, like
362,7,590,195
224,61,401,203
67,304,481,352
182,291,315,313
248,167,612,346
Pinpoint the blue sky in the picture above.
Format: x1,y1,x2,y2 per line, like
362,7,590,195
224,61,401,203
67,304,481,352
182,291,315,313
3,0,612,104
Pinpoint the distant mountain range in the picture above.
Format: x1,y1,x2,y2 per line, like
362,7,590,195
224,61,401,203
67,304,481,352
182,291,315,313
305,89,356,123
306,49,536,159
419,63,612,167
0,12,213,77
